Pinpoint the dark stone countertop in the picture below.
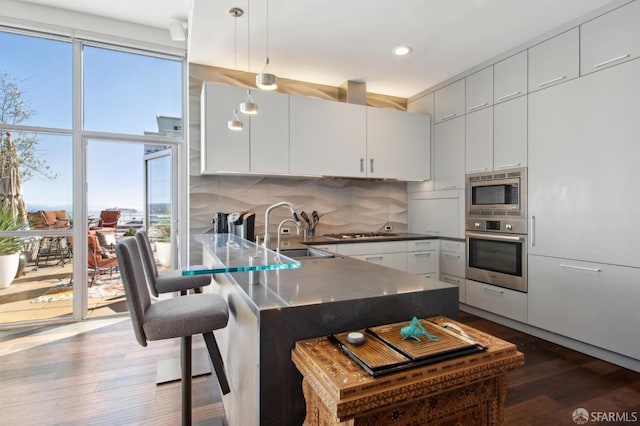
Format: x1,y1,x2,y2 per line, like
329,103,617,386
228,255,454,313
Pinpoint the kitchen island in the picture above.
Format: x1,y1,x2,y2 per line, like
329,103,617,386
195,235,459,425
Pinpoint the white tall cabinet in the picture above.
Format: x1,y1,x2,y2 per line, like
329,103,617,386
528,58,640,268
434,117,465,190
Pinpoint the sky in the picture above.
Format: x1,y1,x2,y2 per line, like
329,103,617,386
0,31,182,214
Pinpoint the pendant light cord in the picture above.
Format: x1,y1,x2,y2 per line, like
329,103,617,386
247,0,251,85
234,13,238,70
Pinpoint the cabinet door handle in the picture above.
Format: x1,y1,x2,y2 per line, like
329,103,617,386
441,113,457,121
593,54,630,68
495,163,521,170
530,216,536,247
360,158,365,173
439,185,457,190
444,253,461,260
560,264,602,273
443,276,461,285
538,76,566,87
497,91,521,101
414,253,432,258
365,256,384,261
467,167,489,173
424,230,440,235
468,102,488,112
414,241,433,247
370,158,374,173
483,287,505,295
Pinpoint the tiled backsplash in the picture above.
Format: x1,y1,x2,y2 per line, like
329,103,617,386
189,64,409,256
190,174,408,237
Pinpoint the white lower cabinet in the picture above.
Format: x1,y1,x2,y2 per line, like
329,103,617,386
439,239,465,302
351,253,407,272
336,239,438,275
407,242,437,275
528,255,640,360
465,279,527,323
336,241,408,272
308,244,337,253
440,273,465,302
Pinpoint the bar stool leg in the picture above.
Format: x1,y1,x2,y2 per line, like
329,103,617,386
181,336,192,426
203,332,230,395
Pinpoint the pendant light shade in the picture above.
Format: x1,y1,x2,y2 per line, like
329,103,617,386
256,58,278,90
228,109,244,131
239,89,258,115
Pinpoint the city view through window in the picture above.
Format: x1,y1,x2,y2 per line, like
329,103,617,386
0,30,183,326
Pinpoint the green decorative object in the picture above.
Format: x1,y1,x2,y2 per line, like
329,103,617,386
400,316,439,342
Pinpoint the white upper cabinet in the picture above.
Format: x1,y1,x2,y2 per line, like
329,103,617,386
580,0,640,75
201,83,250,174
493,51,527,104
201,83,290,175
465,107,493,173
434,79,465,123
434,116,465,190
409,92,434,117
366,107,430,181
250,90,290,174
493,96,527,170
528,28,579,92
290,96,366,178
465,66,493,113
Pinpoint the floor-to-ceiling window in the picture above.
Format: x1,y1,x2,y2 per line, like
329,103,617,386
0,28,184,327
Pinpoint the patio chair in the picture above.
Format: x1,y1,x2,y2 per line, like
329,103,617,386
90,210,120,231
26,211,71,268
88,234,118,286
115,237,230,425
41,210,71,229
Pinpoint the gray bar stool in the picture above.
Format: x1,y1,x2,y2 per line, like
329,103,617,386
135,229,211,296
116,238,230,425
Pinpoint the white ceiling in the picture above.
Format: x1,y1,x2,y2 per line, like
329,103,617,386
21,0,618,98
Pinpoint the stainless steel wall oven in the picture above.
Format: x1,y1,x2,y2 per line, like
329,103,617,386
465,168,528,292
466,230,527,292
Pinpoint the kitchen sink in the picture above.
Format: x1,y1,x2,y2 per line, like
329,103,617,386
279,248,335,259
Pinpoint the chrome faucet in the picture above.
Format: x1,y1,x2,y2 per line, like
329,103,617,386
263,201,297,248
276,219,301,254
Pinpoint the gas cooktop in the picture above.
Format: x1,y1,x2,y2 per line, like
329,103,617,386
323,232,399,240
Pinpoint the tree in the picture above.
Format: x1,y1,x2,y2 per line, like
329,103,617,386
0,70,57,182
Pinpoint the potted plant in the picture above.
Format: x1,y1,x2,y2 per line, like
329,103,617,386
0,206,21,288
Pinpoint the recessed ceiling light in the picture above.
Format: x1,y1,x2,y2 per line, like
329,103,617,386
393,46,412,56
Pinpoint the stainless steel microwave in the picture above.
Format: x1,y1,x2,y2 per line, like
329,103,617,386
465,167,527,220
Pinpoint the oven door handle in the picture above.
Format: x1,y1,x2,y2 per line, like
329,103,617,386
465,232,525,242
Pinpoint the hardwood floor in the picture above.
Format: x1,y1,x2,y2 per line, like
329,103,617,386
1,312,638,425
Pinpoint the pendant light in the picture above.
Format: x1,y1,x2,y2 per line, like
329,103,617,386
228,108,243,131
256,0,278,91
239,1,258,115
228,8,245,130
